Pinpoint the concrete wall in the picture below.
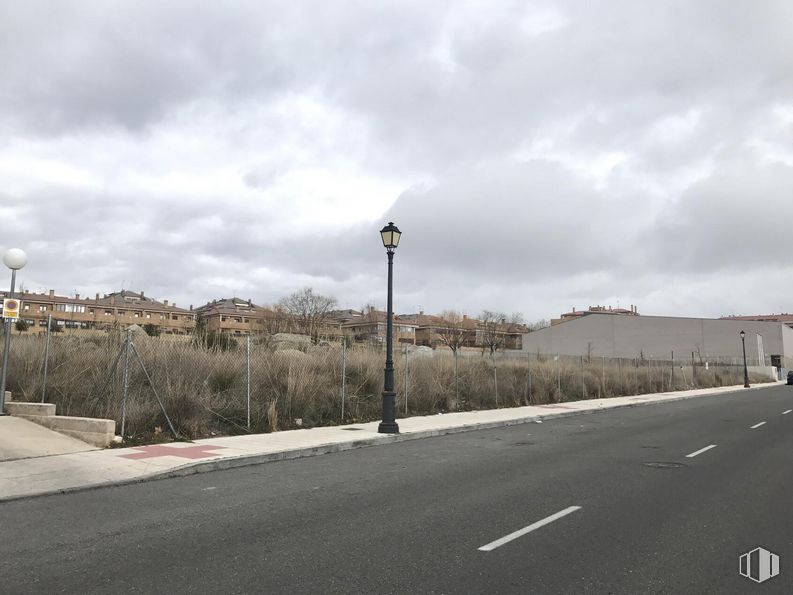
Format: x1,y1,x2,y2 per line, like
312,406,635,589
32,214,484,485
521,314,792,362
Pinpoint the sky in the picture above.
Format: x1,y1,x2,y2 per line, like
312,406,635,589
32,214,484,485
1,0,792,322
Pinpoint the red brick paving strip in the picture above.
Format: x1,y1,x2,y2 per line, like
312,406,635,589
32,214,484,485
117,445,227,460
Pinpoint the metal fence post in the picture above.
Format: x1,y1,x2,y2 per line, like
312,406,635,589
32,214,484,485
557,355,561,395
691,351,696,388
246,335,251,430
493,352,499,407
340,337,346,420
120,330,132,438
405,344,409,415
40,314,52,403
671,350,675,390
601,356,605,396
526,352,532,404
581,355,585,398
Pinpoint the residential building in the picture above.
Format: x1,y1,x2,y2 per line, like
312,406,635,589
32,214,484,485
194,297,275,336
341,308,417,345
720,314,793,330
554,304,639,325
7,289,194,334
400,312,526,350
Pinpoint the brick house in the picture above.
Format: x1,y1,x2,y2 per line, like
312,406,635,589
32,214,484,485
7,289,195,334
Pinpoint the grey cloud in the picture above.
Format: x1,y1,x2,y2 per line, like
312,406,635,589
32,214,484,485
3,0,793,321
649,161,793,271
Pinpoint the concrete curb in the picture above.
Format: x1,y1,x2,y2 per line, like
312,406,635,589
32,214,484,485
0,382,780,503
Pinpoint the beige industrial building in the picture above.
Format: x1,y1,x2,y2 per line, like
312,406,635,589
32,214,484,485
521,312,793,368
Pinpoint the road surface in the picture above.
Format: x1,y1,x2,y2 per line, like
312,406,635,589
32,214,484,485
2,385,791,593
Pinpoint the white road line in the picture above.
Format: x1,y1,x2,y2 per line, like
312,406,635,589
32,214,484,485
750,422,766,429
686,444,717,458
783,410,792,415
478,506,581,552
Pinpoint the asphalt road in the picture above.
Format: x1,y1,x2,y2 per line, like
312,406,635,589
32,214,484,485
2,385,792,594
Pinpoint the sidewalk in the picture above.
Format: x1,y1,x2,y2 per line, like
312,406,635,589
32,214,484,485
0,382,781,502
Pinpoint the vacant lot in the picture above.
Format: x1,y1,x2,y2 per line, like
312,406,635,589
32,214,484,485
1,333,768,442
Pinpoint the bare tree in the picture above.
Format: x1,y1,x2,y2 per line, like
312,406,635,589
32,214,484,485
437,311,473,408
437,310,472,354
256,305,292,335
278,287,338,343
479,310,506,355
526,318,550,331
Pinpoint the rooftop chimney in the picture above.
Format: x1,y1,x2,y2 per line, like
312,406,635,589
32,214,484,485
164,300,169,306
49,289,54,298
75,293,80,300
190,304,193,311
95,293,100,302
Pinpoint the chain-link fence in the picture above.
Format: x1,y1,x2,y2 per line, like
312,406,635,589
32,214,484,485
0,329,775,441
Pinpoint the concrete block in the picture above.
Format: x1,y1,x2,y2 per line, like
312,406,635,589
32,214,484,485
50,429,115,448
20,415,114,434
15,414,115,448
4,402,56,416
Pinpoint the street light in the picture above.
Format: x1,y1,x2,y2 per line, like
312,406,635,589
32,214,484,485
740,330,750,389
0,248,28,414
378,222,401,434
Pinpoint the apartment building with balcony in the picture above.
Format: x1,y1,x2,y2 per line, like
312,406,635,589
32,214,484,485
6,289,195,334
194,297,307,337
340,308,418,345
399,312,525,350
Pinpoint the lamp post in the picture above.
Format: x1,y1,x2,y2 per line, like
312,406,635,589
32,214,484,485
378,222,401,434
0,248,28,414
740,330,750,389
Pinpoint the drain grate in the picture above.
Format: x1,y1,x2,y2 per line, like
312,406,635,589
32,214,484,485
342,427,364,431
642,461,685,469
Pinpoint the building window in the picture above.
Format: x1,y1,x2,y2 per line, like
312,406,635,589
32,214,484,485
39,305,48,312
23,304,30,311
105,310,112,316
55,304,85,313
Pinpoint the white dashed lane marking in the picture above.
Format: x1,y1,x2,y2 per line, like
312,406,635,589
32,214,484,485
478,506,582,552
686,444,717,458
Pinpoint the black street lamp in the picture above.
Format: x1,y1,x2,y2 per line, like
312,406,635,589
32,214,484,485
740,330,750,388
378,222,401,434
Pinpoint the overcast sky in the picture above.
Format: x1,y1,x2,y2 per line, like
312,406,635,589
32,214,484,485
2,0,792,321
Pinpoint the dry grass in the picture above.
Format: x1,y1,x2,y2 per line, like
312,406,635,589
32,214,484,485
1,334,771,442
